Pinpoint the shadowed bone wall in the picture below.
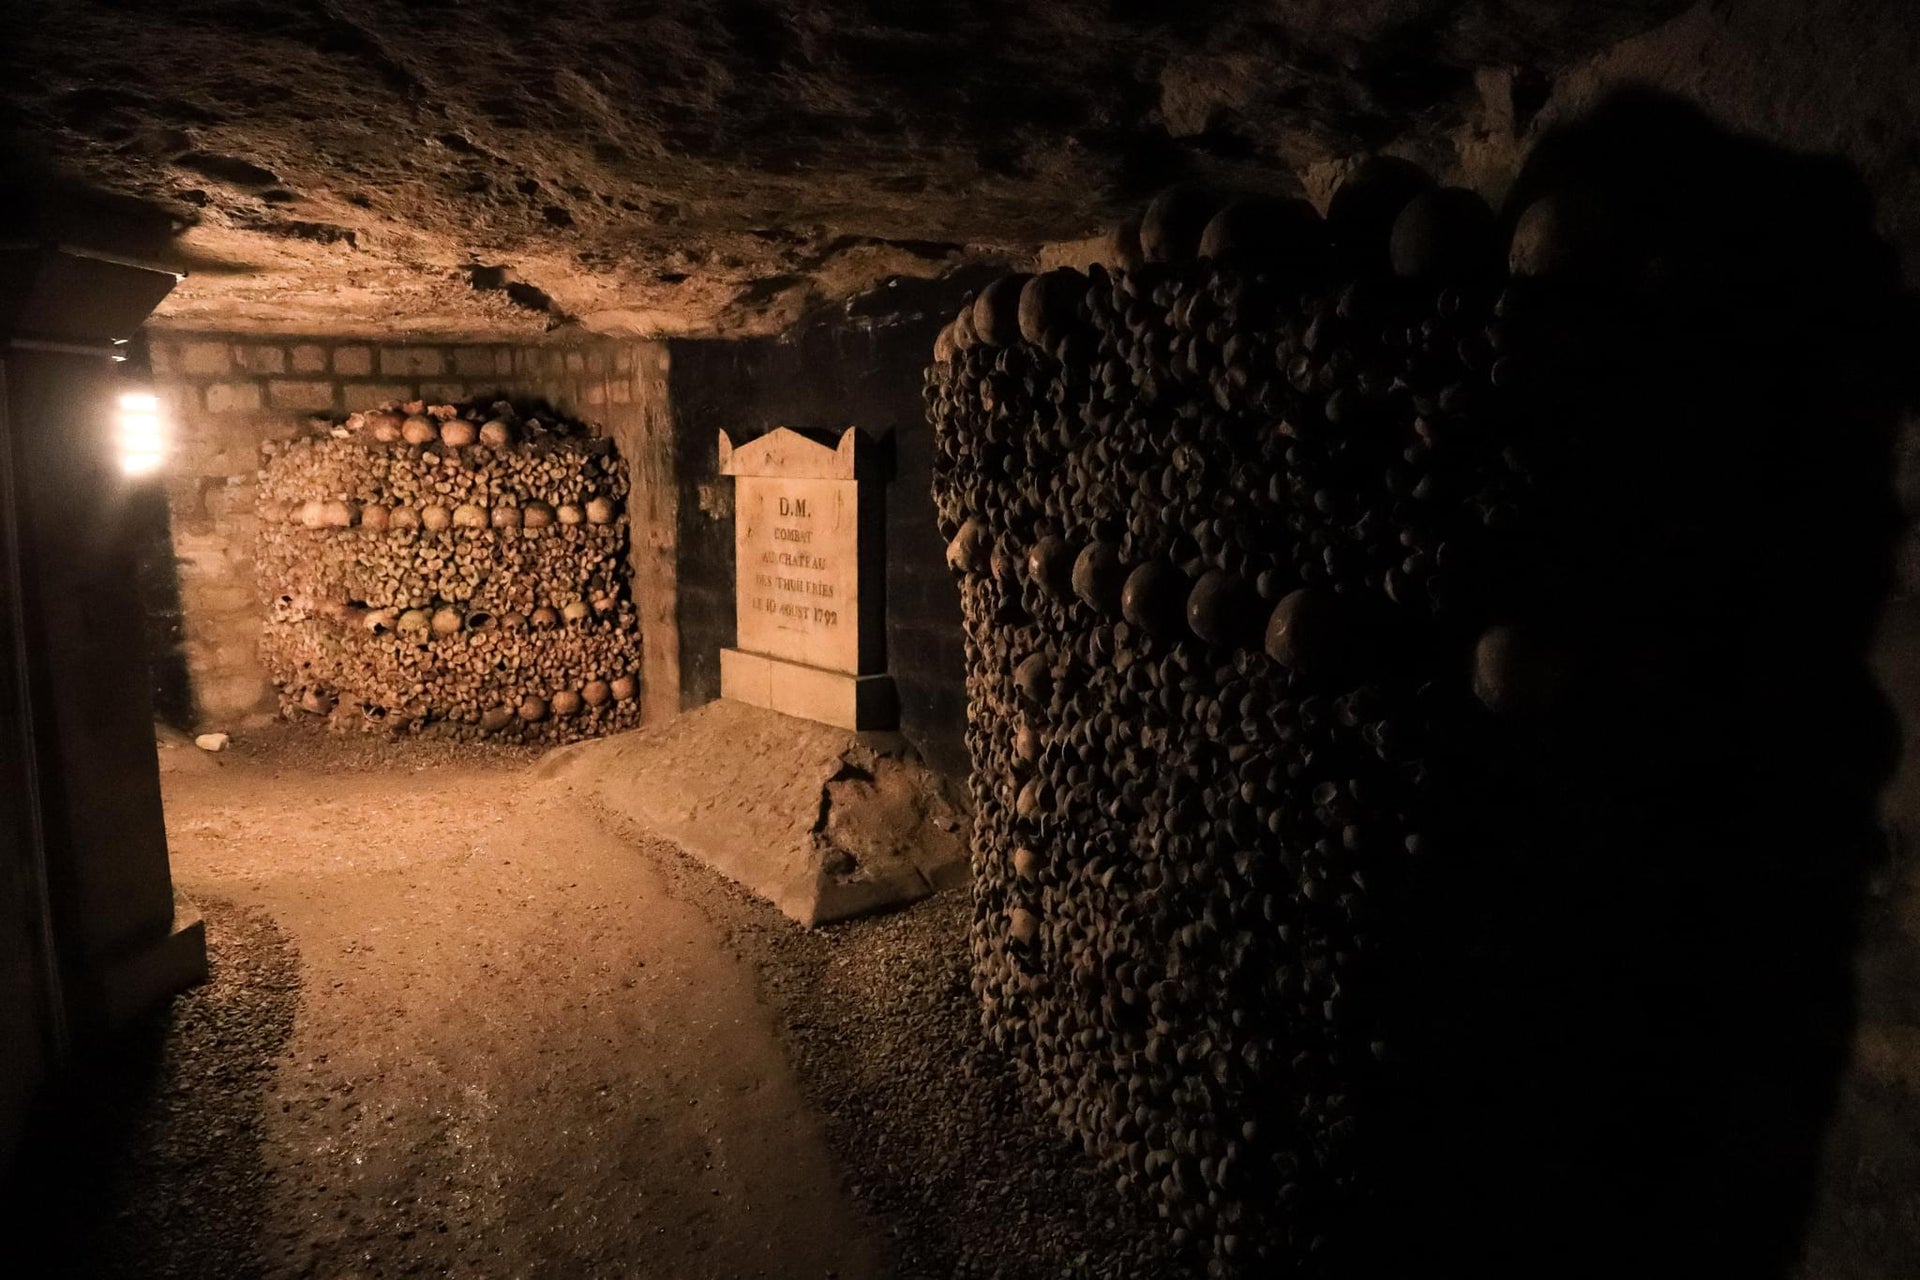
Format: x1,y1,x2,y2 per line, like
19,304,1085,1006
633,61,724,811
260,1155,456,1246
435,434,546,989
931,95,1912,1276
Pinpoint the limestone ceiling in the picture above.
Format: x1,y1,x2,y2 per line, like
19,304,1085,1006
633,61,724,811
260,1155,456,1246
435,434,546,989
1,0,1682,338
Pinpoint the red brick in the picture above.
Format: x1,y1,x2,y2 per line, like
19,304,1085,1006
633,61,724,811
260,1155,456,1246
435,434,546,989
290,344,329,374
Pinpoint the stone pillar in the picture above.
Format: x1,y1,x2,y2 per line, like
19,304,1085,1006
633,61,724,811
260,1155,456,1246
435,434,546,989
0,244,208,1162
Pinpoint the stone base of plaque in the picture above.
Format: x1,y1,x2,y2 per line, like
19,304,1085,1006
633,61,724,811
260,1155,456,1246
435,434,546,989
535,699,969,927
720,648,897,731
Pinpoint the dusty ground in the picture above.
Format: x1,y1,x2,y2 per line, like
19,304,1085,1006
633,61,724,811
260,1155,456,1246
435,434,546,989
605,815,1191,1280
8,725,1186,1278
32,725,886,1279
16,719,1914,1276
7,895,299,1280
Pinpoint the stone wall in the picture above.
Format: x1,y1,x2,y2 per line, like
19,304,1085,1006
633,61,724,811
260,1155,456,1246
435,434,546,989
147,333,674,727
650,340,740,716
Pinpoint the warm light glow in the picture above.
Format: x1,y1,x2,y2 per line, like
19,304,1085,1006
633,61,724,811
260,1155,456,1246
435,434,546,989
116,390,167,476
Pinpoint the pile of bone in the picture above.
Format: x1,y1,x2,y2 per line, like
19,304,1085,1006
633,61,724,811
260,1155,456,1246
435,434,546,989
927,161,1578,1275
256,398,642,743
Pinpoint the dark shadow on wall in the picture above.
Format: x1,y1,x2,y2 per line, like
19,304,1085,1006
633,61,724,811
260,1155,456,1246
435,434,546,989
130,483,196,732
1372,89,1915,1279
0,172,198,731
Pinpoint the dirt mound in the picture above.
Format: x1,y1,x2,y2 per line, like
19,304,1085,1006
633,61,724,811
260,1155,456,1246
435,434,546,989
539,698,969,925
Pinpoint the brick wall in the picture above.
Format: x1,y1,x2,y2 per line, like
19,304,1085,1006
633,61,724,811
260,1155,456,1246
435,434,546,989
147,332,673,727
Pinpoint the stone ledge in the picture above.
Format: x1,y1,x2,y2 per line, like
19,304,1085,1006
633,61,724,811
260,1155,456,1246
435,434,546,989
720,648,896,730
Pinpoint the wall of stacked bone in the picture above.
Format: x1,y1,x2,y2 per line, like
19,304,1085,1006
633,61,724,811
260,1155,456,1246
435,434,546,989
146,334,683,727
929,138,1904,1275
255,400,642,742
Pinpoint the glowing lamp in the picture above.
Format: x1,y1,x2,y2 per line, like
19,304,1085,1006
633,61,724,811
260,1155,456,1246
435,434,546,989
115,389,167,476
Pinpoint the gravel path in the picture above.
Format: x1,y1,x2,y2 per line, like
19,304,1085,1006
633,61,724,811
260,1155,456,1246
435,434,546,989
11,727,1187,1278
7,896,299,1279
584,783,1196,1279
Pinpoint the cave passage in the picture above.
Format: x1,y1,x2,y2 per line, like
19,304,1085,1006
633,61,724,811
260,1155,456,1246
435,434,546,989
4,6,1920,1280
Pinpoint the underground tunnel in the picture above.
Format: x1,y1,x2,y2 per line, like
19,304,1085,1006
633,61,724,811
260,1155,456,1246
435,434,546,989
3,2,1920,1277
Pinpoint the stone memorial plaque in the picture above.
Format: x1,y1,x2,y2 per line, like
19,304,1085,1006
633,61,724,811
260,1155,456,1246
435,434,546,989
718,427,894,730
735,475,860,672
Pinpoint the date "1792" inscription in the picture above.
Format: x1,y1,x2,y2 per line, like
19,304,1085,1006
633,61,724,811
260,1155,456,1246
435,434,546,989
746,490,840,630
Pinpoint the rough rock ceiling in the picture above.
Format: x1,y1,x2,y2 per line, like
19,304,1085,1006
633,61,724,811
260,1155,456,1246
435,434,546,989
1,0,1682,338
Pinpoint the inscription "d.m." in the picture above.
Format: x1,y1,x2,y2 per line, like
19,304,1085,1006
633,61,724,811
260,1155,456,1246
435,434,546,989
778,496,810,518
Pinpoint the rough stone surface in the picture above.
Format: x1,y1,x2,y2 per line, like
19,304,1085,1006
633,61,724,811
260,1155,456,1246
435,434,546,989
0,0,1695,338
2,3,1917,337
540,698,969,926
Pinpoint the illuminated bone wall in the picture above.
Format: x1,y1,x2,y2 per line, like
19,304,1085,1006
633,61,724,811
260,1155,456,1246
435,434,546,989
255,398,642,741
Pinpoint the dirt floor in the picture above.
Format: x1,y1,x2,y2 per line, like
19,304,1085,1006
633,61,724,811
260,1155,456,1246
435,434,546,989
7,725,1184,1279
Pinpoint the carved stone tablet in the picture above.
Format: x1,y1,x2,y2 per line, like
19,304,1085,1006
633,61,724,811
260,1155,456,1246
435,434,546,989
718,427,894,729
735,475,861,671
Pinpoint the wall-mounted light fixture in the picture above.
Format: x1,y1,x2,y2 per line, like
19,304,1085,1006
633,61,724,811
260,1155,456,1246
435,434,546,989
114,389,167,477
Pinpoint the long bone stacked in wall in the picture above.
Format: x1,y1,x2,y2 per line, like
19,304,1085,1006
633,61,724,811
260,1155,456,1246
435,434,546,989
256,397,641,742
926,169,1575,1273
